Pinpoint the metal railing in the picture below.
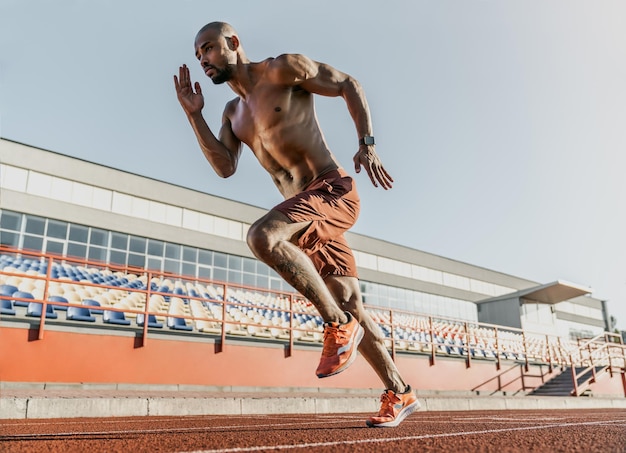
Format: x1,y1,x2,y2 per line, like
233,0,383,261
1,245,623,394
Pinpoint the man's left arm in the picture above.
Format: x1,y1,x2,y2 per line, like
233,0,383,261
272,54,394,189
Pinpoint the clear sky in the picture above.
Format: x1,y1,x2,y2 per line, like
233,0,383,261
1,0,625,330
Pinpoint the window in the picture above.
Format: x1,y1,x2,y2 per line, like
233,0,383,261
0,231,19,247
69,224,89,243
23,235,43,251
25,216,45,235
111,232,128,250
165,243,181,260
0,211,21,230
90,228,108,246
148,239,164,256
129,236,146,253
67,243,87,259
47,220,68,239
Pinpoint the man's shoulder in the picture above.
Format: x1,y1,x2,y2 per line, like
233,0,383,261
264,54,315,83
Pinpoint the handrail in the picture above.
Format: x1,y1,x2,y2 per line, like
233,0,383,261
0,245,623,376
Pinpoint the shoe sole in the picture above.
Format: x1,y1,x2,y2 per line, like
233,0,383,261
316,323,364,378
366,399,421,428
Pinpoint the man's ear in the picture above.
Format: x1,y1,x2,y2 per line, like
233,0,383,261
227,35,240,51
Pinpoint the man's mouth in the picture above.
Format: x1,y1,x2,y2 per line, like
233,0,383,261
205,66,216,77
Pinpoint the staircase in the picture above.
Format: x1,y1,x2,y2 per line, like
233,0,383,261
529,366,609,396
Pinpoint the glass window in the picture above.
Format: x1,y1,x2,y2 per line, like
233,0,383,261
90,228,108,246
45,240,65,256
146,257,163,271
67,243,87,259
243,258,257,273
213,252,227,269
111,232,128,250
164,259,180,274
228,255,242,271
213,267,227,282
270,278,282,291
23,234,43,251
69,224,89,243
129,236,146,253
109,250,127,266
256,275,268,289
198,249,213,265
147,239,164,256
88,246,107,262
0,211,21,230
128,253,145,268
25,215,45,235
182,262,196,277
183,246,197,262
198,266,212,280
165,243,181,259
47,220,68,239
228,269,242,284
243,273,255,287
0,231,19,247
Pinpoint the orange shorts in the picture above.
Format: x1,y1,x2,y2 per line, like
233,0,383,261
274,168,360,279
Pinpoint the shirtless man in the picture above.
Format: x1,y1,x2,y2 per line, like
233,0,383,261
174,21,418,427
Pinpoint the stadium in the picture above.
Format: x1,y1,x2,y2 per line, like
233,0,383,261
1,138,626,450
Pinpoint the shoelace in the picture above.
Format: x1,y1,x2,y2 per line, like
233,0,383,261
377,391,400,416
321,324,348,355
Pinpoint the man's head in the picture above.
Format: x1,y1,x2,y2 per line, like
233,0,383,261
194,21,241,85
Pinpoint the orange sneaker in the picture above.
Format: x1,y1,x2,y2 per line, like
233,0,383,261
366,386,420,428
315,311,364,378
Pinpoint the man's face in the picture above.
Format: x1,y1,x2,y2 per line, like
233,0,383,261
194,28,235,85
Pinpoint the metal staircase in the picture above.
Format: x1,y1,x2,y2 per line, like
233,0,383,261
529,333,626,397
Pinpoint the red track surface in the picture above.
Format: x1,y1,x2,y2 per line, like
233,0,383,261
1,409,625,453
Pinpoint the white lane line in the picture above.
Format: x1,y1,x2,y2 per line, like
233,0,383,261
0,419,358,438
183,419,626,453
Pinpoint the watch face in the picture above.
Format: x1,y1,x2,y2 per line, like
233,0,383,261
362,136,375,145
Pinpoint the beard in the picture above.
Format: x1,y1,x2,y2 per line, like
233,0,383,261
210,64,234,85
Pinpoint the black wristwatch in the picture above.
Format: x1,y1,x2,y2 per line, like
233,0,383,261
359,136,375,146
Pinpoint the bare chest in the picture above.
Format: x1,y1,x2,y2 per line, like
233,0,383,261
229,85,311,147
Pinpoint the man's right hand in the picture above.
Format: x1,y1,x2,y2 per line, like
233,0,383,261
174,64,204,115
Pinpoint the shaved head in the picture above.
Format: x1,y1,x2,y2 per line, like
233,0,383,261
196,21,238,40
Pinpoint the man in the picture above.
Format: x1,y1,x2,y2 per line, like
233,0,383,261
174,21,418,427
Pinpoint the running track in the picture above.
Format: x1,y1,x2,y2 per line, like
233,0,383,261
1,409,625,452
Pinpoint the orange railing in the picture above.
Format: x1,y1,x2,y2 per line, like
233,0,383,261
1,245,624,386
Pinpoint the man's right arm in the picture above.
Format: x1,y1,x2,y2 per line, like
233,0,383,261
174,64,241,178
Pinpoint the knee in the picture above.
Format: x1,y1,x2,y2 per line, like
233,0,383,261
246,220,273,260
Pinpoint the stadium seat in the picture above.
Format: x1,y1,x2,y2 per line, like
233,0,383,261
1,298,16,315
136,313,163,328
66,306,96,322
12,290,35,307
103,309,131,325
167,316,193,331
82,299,104,314
0,284,18,297
48,295,69,311
26,301,58,319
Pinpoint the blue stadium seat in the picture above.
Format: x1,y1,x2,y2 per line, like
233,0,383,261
26,302,58,319
137,313,163,329
167,316,193,331
1,298,16,315
103,310,131,325
66,306,96,322
0,284,18,297
48,295,69,311
12,290,35,307
82,299,103,314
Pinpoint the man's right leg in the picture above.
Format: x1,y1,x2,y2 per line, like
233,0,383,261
246,210,363,377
